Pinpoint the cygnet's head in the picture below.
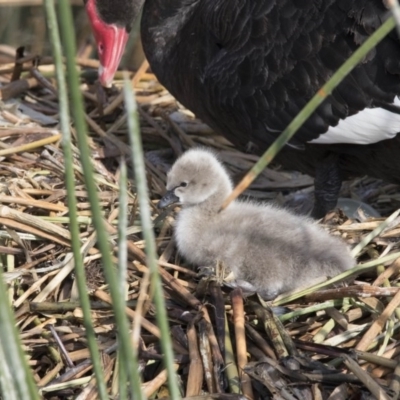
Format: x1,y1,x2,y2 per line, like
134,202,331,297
158,148,233,208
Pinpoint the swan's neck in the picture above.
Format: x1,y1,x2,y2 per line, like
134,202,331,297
184,181,232,214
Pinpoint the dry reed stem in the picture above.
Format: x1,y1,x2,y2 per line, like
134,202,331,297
142,364,180,398
0,205,70,240
0,127,60,137
186,322,204,397
199,319,216,393
0,194,68,212
245,324,277,360
249,303,288,359
202,306,224,365
327,384,349,399
305,284,400,302
37,363,64,387
208,281,226,362
342,354,391,400
373,257,400,285
93,289,160,336
389,362,400,397
0,217,71,247
0,77,40,100
231,289,254,400
14,271,57,308
356,289,400,351
77,356,114,400
0,134,61,155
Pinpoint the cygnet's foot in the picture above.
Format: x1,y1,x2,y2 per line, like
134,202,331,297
198,267,258,297
269,306,292,316
258,289,280,301
197,266,215,278
224,279,258,297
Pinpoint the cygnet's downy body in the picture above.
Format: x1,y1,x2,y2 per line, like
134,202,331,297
158,149,354,299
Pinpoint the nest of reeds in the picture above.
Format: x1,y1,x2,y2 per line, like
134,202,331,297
2,35,400,400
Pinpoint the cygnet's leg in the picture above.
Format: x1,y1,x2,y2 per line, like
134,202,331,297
312,153,343,219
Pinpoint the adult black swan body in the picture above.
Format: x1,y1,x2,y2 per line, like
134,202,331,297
84,0,400,218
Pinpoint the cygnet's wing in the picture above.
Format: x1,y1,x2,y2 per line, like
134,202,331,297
214,202,353,294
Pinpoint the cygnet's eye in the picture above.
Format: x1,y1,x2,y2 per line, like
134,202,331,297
180,182,188,187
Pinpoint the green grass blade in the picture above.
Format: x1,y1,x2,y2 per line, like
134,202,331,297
117,159,129,399
124,76,181,400
56,0,143,396
43,0,109,397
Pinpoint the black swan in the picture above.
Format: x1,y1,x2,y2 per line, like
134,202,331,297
84,0,400,218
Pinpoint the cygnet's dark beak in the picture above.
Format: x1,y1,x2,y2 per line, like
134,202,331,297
158,190,180,209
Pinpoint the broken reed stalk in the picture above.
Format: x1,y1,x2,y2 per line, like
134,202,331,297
224,312,240,393
186,322,203,396
124,75,181,400
231,288,254,399
44,0,108,397
221,15,396,209
198,320,215,393
201,306,225,391
56,1,143,398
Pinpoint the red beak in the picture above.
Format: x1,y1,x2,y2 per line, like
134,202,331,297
85,0,129,87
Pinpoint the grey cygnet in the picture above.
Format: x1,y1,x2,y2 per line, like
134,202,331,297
158,148,354,299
